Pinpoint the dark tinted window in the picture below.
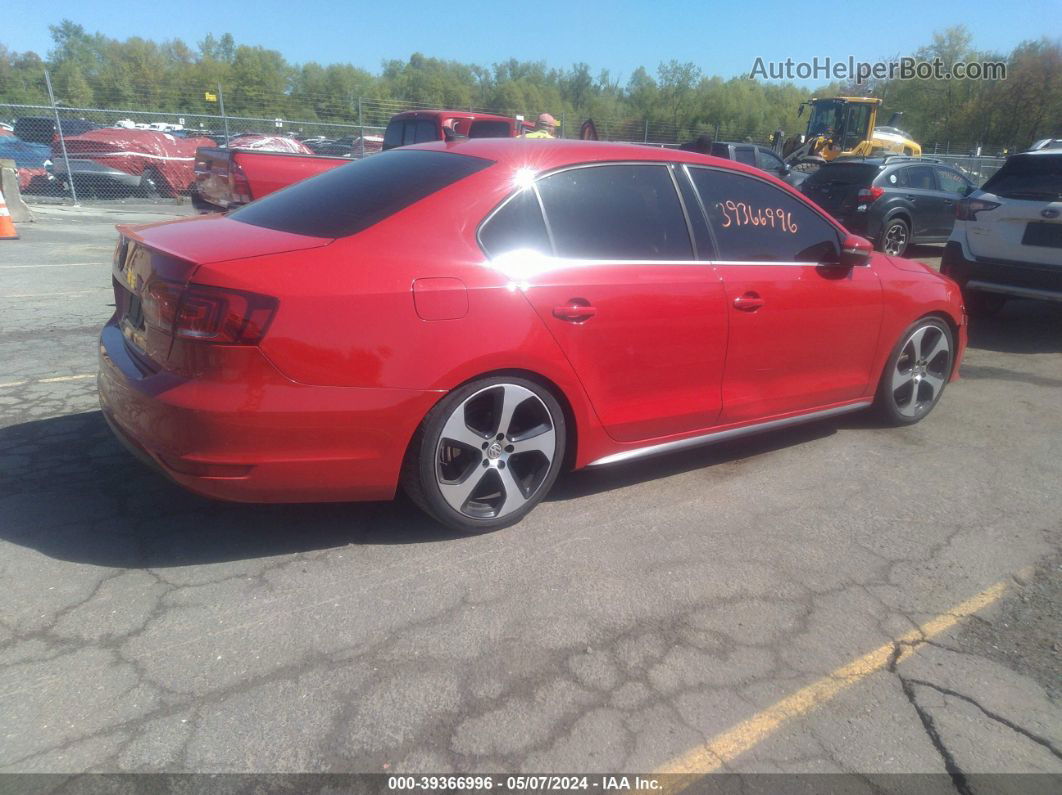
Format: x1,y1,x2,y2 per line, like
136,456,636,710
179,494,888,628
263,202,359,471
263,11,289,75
755,148,785,174
734,147,756,166
982,154,1062,200
689,167,840,263
402,122,417,146
803,163,877,188
903,166,938,190
414,120,438,143
536,165,693,260
383,121,403,149
479,189,550,257
469,120,512,138
676,167,714,258
231,150,493,238
936,167,969,194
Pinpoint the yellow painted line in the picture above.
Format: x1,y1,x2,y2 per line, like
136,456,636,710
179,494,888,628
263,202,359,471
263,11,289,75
0,374,95,389
655,581,1007,787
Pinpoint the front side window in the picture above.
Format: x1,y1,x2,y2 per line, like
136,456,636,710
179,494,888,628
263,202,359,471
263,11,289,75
755,149,785,175
936,168,969,195
535,164,693,261
689,167,840,263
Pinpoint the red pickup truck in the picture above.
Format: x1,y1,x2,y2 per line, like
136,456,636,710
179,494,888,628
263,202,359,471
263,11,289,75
192,110,530,212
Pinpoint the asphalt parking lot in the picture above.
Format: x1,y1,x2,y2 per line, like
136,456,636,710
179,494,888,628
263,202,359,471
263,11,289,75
1,203,1060,783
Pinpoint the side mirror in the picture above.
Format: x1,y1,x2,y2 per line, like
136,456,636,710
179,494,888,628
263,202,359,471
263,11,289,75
839,234,873,267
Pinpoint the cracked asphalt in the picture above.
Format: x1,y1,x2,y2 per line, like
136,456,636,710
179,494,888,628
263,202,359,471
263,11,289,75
0,203,1059,784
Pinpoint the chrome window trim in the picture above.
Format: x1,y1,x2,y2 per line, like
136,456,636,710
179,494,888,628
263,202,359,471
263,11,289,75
588,401,873,467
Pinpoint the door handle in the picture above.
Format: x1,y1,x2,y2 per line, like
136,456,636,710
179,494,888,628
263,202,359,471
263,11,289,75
943,199,954,205
733,292,765,312
553,301,597,322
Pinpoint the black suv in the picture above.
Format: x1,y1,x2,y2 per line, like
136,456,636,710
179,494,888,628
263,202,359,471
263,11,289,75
800,156,975,256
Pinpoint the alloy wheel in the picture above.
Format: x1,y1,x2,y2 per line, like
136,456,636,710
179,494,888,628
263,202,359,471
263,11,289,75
435,384,557,520
882,222,908,256
890,323,952,419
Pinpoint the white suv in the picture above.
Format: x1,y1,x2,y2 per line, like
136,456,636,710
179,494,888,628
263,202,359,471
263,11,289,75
941,150,1062,315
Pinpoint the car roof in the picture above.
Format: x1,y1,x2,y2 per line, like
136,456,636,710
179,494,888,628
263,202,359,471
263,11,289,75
1014,148,1062,156
409,137,778,181
389,110,515,123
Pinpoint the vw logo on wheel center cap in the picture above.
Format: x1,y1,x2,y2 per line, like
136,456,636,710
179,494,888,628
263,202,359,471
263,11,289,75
487,442,504,460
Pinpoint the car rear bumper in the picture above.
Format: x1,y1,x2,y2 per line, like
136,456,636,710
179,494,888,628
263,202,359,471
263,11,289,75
941,241,1062,302
98,322,442,503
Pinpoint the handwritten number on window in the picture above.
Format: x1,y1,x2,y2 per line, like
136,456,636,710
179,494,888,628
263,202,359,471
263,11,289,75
715,202,798,234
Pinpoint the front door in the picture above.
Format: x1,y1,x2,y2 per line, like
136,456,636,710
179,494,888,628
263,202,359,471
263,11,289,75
684,165,883,422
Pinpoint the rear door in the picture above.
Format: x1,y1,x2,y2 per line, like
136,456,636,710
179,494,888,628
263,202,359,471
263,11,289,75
971,153,1062,266
897,165,944,239
800,163,879,224
482,162,729,442
685,165,883,422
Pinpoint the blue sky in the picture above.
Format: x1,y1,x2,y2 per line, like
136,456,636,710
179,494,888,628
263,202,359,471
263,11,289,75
4,0,1055,86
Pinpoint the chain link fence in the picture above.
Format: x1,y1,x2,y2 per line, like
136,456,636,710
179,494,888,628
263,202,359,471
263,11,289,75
0,94,1007,205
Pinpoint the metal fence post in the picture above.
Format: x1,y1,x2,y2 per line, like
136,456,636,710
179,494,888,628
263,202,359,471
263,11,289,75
358,97,365,159
643,119,648,143
218,83,230,143
44,69,79,206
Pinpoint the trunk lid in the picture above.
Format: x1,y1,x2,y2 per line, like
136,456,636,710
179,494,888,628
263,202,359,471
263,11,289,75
112,215,329,368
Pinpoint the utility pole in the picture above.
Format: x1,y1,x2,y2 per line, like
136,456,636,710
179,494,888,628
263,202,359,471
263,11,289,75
218,83,230,143
44,69,78,206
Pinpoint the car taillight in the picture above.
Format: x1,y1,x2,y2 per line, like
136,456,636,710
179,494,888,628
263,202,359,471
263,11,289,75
857,186,885,203
956,198,1000,220
229,162,252,204
142,279,277,344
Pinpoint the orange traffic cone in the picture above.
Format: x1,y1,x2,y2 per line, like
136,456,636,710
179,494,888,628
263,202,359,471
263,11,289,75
0,184,18,240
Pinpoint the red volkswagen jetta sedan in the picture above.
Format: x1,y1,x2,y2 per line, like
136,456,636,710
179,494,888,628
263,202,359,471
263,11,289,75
99,139,966,531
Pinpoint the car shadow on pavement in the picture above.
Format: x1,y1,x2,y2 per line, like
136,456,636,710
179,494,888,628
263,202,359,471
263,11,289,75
965,298,1062,355
0,408,856,567
0,410,468,569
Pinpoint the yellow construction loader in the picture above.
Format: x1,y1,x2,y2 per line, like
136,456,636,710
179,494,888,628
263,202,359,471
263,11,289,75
782,97,921,173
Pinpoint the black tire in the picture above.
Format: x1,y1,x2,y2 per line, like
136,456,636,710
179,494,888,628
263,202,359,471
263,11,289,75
874,317,954,426
963,289,1007,317
878,218,910,257
401,375,567,533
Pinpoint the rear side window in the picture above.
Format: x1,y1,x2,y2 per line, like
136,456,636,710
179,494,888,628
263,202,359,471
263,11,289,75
803,163,877,188
902,166,938,190
535,164,693,260
734,147,756,166
479,189,550,257
231,150,493,238
982,154,1062,200
469,120,512,138
689,167,840,263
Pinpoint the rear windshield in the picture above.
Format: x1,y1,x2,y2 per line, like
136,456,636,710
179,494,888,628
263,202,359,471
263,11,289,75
469,120,511,138
230,150,493,238
981,154,1062,201
803,163,879,187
